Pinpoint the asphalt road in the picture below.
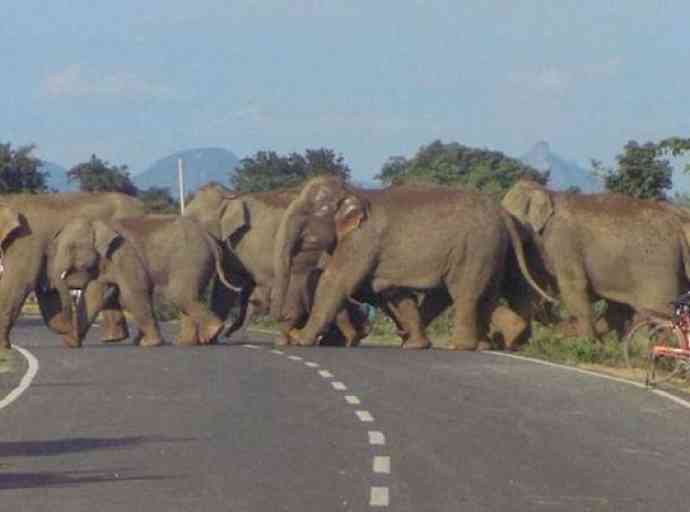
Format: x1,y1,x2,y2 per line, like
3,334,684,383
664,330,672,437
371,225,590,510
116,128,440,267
2,318,690,511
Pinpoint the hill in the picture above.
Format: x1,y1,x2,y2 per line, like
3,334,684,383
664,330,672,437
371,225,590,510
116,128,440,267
520,141,602,193
40,161,75,192
134,147,240,193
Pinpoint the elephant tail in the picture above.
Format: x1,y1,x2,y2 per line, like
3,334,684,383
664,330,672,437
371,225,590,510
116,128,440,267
679,224,690,284
203,233,244,293
502,211,559,305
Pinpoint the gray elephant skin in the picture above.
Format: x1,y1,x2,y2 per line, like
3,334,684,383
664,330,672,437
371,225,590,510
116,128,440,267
183,183,371,346
50,215,236,346
502,180,690,337
274,176,555,350
0,193,145,349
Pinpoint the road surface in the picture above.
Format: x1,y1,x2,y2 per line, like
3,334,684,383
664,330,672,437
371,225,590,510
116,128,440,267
2,318,690,511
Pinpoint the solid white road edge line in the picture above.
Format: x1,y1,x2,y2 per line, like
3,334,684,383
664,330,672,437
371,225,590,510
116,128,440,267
0,345,39,411
486,351,690,410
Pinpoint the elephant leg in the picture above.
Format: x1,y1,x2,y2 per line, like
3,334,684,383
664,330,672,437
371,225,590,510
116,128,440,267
334,307,362,347
70,281,110,346
222,285,253,340
0,259,38,349
35,288,73,335
601,301,634,338
99,287,129,343
445,259,499,351
182,301,224,345
488,305,529,351
557,270,596,338
117,284,162,347
386,293,430,350
175,313,199,346
418,288,453,329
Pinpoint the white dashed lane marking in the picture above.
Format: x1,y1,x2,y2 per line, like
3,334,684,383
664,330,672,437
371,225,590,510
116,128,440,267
355,410,375,422
368,431,386,446
370,487,390,507
373,456,391,474
242,343,390,508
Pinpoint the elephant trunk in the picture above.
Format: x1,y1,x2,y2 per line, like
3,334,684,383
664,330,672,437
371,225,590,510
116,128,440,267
53,271,80,346
502,211,558,305
271,202,308,321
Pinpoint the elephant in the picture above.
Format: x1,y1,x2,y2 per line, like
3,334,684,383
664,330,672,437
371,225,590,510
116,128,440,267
0,193,145,349
49,215,239,346
274,176,556,350
501,179,690,338
183,183,407,347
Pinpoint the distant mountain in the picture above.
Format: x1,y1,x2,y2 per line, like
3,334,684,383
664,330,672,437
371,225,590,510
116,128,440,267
134,147,240,194
520,141,602,193
40,161,75,192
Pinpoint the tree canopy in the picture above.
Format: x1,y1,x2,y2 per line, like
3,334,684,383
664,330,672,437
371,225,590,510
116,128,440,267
375,140,548,197
67,154,138,196
138,186,179,214
230,148,351,193
0,142,48,194
594,140,674,200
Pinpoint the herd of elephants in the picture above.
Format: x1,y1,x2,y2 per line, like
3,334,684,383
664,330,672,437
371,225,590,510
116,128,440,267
2,175,690,352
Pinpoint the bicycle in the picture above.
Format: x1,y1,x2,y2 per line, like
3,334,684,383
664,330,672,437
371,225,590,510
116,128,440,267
623,301,690,387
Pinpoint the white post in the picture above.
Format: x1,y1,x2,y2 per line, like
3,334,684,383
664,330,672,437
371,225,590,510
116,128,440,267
177,158,185,214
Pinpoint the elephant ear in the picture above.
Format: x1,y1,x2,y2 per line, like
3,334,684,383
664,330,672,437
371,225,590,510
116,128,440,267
334,195,368,241
0,205,21,249
91,220,122,259
219,199,249,244
526,188,554,234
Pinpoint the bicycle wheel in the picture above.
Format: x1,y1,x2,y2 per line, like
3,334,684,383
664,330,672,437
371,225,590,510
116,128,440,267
643,324,684,387
623,319,667,369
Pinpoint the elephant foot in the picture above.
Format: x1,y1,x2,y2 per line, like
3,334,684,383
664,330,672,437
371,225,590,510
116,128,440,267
61,332,82,349
401,337,431,350
447,340,480,351
100,319,130,344
274,333,291,346
199,321,224,345
286,329,317,347
139,337,163,347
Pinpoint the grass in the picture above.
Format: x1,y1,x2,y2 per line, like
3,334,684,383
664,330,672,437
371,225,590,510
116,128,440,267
0,348,14,374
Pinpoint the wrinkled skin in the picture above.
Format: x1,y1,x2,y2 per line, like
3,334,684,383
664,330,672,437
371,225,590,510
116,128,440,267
502,180,690,338
183,183,391,347
0,193,144,349
275,177,556,350
50,215,233,346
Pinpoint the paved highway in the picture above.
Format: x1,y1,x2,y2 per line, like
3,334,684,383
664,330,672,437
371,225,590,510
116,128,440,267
2,318,690,511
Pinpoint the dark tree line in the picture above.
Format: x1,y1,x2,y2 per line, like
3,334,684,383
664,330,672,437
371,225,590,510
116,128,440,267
4,137,690,208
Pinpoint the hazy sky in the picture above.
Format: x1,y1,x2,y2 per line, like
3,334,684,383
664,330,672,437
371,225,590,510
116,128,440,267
3,1,690,185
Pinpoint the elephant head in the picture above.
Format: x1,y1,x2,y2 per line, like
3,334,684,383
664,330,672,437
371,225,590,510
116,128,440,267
272,176,369,320
501,180,554,235
50,219,122,329
0,204,22,276
184,183,241,241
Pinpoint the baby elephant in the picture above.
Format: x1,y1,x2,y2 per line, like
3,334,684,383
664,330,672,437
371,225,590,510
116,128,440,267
50,215,238,347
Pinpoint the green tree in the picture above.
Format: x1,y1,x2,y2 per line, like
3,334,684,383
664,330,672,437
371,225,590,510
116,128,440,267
375,140,547,198
597,141,672,200
138,186,179,214
0,142,48,194
68,154,138,195
230,148,351,192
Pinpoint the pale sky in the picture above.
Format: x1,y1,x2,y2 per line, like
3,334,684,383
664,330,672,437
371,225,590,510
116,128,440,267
3,1,690,186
